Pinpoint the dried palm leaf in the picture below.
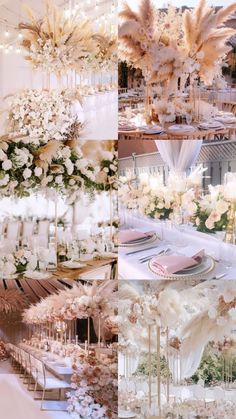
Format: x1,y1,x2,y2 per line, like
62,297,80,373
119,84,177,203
0,289,28,314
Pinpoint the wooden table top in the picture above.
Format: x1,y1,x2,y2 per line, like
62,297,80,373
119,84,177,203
118,125,236,140
53,256,117,281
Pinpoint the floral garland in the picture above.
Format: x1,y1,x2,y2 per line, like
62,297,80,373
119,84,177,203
0,137,117,198
68,353,118,419
23,281,117,324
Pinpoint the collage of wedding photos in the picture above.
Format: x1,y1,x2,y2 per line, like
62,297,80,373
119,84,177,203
0,0,236,418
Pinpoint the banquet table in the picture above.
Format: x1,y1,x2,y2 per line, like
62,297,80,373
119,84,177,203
4,255,117,283
18,343,74,381
53,255,117,281
119,211,236,280
118,125,234,140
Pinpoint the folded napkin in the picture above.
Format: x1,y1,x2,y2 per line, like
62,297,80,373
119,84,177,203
119,229,154,244
152,249,204,275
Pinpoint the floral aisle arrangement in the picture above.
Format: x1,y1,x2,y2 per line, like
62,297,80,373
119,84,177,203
19,0,117,75
0,250,37,278
68,352,118,419
188,186,229,233
119,0,236,123
7,89,82,143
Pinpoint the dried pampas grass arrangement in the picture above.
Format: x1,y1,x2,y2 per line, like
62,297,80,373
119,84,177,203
19,0,97,74
183,0,236,84
119,0,236,89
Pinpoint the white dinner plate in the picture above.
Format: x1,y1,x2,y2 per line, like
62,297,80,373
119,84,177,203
118,411,136,418
24,271,51,280
168,124,195,132
61,261,86,269
3,274,18,280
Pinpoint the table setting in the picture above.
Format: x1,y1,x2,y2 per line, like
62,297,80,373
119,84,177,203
118,143,236,280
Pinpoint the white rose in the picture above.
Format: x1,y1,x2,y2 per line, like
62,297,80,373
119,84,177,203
23,168,32,179
34,167,43,177
103,167,109,173
205,217,214,230
0,174,9,186
55,175,63,184
187,202,197,216
215,200,228,215
0,150,6,161
2,159,12,170
69,179,76,186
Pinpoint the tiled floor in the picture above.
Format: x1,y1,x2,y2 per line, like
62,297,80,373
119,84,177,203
0,361,70,419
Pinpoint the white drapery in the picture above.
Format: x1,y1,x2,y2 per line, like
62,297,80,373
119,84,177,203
155,140,202,173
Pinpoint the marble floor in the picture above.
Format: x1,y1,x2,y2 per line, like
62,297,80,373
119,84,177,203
0,360,70,419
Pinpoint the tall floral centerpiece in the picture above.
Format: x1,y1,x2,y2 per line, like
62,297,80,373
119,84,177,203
119,0,236,124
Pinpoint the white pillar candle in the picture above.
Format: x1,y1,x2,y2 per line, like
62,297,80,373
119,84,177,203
139,172,149,185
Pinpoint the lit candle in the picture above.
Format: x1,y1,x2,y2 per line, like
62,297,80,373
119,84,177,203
139,172,149,185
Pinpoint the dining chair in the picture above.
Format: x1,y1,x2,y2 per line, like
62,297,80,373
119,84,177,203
78,264,112,280
31,356,70,410
38,220,50,237
6,221,21,241
22,221,35,242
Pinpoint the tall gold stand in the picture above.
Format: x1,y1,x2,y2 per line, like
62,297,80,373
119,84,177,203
224,201,236,244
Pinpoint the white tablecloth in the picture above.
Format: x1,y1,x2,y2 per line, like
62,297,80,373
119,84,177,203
119,211,236,280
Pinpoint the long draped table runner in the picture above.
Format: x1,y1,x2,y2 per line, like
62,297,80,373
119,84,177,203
119,211,236,280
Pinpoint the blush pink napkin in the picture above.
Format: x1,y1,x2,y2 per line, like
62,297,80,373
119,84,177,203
152,250,204,275
119,230,154,244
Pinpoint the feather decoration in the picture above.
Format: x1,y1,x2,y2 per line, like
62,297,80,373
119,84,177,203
35,140,61,164
216,2,236,25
